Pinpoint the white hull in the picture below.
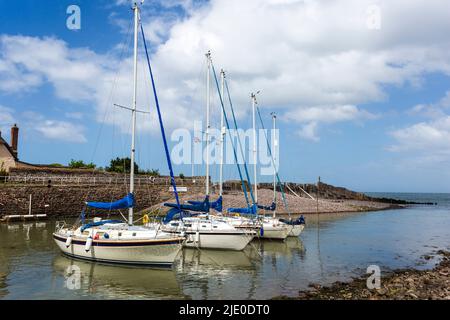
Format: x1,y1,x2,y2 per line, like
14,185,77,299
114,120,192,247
53,233,182,268
182,231,254,251
260,226,290,240
161,217,255,251
287,224,305,237
260,219,289,240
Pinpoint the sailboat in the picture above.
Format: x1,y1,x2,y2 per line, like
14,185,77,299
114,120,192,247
53,3,184,267
160,52,256,251
256,111,305,237
249,93,290,240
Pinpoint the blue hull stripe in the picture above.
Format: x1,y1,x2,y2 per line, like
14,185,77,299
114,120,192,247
53,234,183,247
60,252,173,268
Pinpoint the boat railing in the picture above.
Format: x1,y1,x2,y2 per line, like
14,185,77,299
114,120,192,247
55,221,66,232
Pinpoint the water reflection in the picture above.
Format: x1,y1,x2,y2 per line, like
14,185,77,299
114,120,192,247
174,237,306,299
52,256,186,299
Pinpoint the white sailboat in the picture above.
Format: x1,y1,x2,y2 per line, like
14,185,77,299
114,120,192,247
53,2,184,267
209,69,262,234
270,113,305,237
250,93,290,240
160,52,256,250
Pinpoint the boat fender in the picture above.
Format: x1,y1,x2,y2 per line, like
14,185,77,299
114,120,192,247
85,236,93,252
260,228,264,237
142,214,149,225
103,233,109,239
65,236,72,248
195,231,200,243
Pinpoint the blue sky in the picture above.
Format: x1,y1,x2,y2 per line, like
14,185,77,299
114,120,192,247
1,0,450,193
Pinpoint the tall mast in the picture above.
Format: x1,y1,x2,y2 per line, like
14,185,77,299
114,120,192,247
128,2,139,226
219,69,225,196
251,92,258,204
271,113,277,200
205,51,211,196
271,112,277,218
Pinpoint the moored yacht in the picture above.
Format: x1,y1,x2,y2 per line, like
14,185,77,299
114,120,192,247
155,52,256,251
161,215,256,251
54,218,183,267
53,2,184,267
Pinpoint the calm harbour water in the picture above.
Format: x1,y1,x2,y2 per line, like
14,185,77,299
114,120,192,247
1,193,449,300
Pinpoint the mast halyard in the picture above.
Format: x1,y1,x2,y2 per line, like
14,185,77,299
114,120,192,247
219,69,225,196
129,2,139,226
205,51,211,197
251,92,258,204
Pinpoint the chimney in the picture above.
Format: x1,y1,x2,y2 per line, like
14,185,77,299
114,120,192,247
10,124,18,159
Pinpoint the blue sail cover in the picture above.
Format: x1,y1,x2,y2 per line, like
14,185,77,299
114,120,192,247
258,202,276,211
227,204,258,215
163,207,192,224
164,195,210,213
86,193,135,210
187,195,223,212
211,196,222,212
279,215,306,225
80,219,123,232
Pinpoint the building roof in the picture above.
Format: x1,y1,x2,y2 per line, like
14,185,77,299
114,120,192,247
0,135,17,161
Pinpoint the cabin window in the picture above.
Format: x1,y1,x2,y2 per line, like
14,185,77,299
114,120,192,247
118,232,122,237
202,225,207,228
132,232,136,236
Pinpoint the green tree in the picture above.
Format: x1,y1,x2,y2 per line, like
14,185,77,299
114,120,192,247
48,163,64,167
142,168,160,176
106,157,139,173
68,159,96,169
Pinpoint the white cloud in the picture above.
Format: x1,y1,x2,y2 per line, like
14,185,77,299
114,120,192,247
0,105,14,124
389,116,450,153
1,0,450,142
408,90,450,118
285,105,377,123
389,90,450,165
0,105,15,135
65,112,84,120
35,120,87,143
297,121,319,142
285,105,377,140
0,35,115,102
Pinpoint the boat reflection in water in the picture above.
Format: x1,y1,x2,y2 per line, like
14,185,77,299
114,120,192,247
257,237,306,260
53,255,186,299
174,237,306,299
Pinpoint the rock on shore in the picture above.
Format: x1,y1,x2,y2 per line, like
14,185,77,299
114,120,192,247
275,250,450,300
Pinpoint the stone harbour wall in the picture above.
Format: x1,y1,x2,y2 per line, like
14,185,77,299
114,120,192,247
0,182,205,217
